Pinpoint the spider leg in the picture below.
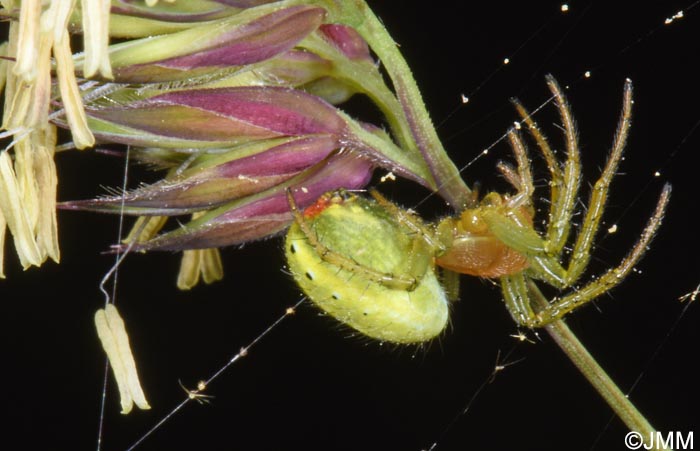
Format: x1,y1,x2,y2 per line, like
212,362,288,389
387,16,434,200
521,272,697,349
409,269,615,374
367,189,437,288
369,188,442,252
495,78,670,327
499,128,579,286
543,75,582,258
496,160,522,191
481,205,569,289
564,78,633,286
514,76,581,258
486,77,583,288
533,183,671,324
504,185,671,327
502,129,535,208
495,78,633,290
502,183,669,328
286,189,424,291
439,267,461,302
501,272,537,326
511,99,563,205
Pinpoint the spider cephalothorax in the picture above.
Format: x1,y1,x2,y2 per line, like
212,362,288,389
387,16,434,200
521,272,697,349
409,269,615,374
285,76,671,342
435,191,533,278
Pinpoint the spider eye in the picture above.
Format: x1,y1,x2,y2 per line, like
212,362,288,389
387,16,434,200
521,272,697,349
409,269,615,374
285,193,449,343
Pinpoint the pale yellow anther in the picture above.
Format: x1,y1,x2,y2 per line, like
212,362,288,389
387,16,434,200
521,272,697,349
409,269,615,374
0,151,42,269
177,212,224,290
2,19,50,132
201,248,224,284
24,32,52,130
95,304,151,414
0,208,6,278
41,0,77,43
54,35,95,149
177,248,224,289
81,0,114,79
13,0,41,81
0,42,8,97
0,0,101,271
177,250,203,290
33,126,60,263
125,216,169,245
14,136,40,232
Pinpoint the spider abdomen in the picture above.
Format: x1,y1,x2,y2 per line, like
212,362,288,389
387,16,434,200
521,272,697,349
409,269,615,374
285,192,449,343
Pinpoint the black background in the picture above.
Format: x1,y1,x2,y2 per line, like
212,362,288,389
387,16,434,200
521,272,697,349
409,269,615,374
2,1,699,450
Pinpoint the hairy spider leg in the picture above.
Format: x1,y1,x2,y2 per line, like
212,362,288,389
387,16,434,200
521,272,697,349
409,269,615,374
534,185,670,321
369,188,462,301
491,78,670,327
522,77,633,289
564,78,633,285
511,75,579,258
489,77,633,289
501,129,536,208
504,184,670,327
480,76,584,289
368,188,444,252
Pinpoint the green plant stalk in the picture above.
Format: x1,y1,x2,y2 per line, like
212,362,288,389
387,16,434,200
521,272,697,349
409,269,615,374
299,33,420,162
353,3,474,210
528,280,670,451
341,111,434,187
307,0,474,210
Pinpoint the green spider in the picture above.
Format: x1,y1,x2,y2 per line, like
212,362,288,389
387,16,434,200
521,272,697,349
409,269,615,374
285,76,671,343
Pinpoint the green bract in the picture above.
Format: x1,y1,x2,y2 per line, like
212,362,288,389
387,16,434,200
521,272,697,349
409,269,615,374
285,191,449,343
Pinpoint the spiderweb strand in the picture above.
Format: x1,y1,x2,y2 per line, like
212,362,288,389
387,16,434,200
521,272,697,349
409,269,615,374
95,146,131,451
588,298,696,450
423,346,526,451
125,300,304,451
